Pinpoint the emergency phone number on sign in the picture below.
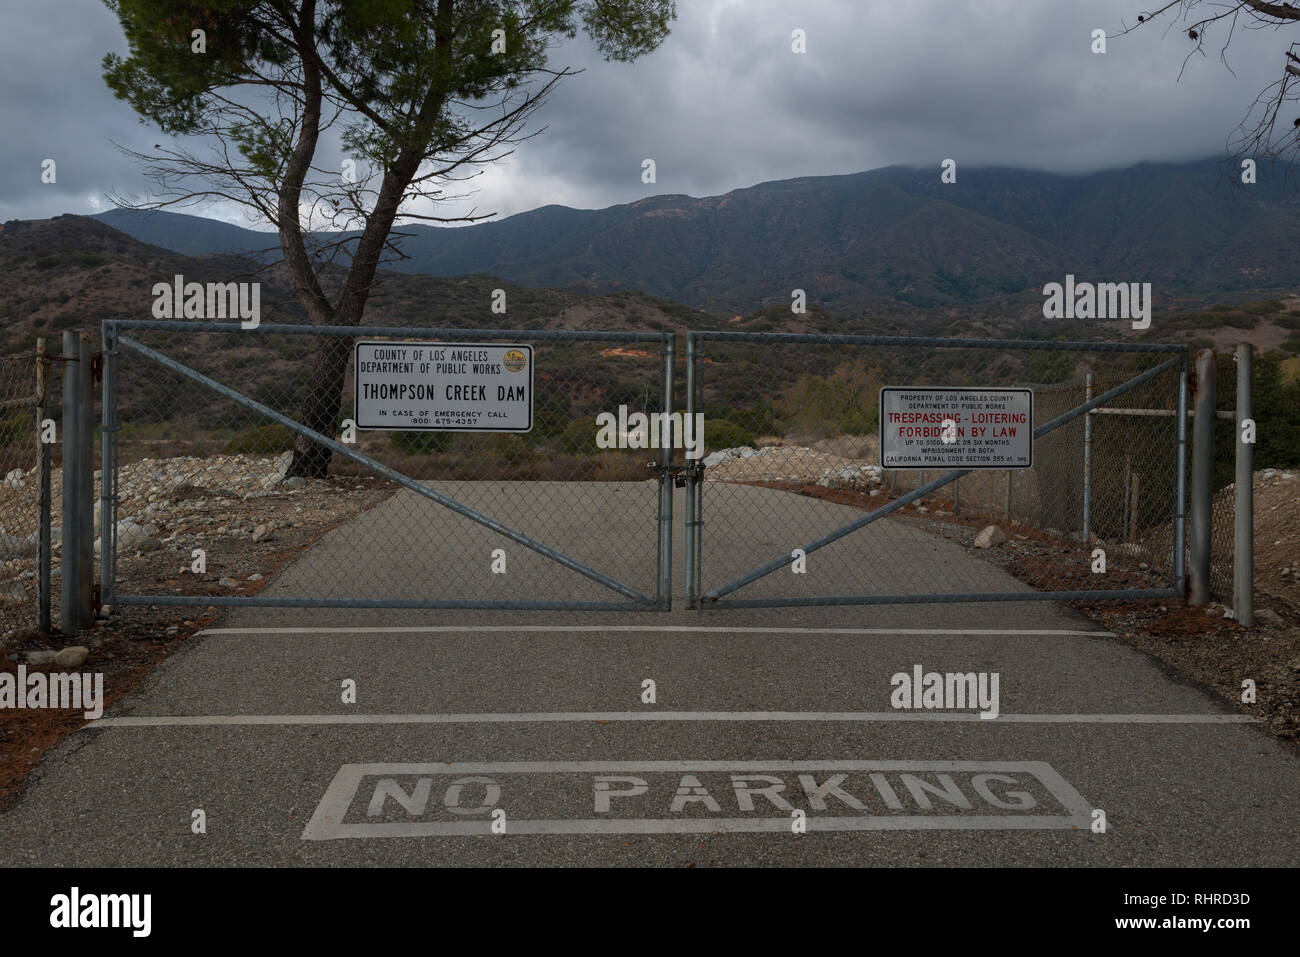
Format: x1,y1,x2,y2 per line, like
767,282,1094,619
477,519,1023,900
353,341,533,432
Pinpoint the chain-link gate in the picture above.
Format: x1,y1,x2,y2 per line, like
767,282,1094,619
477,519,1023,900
684,331,1189,609
101,320,676,611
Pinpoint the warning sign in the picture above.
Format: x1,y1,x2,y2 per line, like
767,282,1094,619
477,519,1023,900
353,341,533,432
879,388,1033,469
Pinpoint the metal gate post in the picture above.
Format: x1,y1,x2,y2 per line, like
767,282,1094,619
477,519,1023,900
656,331,675,609
59,330,81,634
35,338,51,633
684,332,698,609
77,332,94,623
1189,348,1215,606
1173,350,1189,595
1082,371,1093,541
100,321,118,612
1234,343,1254,626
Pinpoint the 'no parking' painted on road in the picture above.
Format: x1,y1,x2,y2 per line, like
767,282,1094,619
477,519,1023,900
302,760,1094,838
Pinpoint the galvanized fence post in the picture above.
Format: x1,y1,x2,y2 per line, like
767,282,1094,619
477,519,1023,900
1189,348,1215,606
1082,371,1093,541
35,338,51,633
77,332,94,623
1173,349,1189,595
656,331,675,609
1234,343,1254,626
684,332,698,609
59,330,80,634
101,321,118,612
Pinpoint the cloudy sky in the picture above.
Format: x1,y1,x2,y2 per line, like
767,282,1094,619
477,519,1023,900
0,0,1292,229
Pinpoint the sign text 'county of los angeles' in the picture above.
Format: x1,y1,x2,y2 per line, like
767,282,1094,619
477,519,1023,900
353,341,533,433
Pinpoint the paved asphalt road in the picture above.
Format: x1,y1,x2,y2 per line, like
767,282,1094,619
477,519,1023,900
0,483,1295,866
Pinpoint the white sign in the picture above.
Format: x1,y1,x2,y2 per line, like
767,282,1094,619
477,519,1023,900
354,341,533,432
880,387,1033,469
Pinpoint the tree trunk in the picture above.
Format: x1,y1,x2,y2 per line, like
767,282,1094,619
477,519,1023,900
286,331,354,478
284,0,453,478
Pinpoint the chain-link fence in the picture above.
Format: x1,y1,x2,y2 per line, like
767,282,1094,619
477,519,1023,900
98,320,1244,614
0,352,45,631
684,332,1188,607
103,320,673,610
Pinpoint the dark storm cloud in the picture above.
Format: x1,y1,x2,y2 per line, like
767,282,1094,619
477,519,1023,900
0,0,1288,226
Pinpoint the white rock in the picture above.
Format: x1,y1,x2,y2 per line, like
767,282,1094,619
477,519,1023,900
116,520,158,551
974,525,1008,548
283,476,307,490
248,573,263,581
25,650,55,666
219,577,238,588
274,451,293,475
54,646,89,668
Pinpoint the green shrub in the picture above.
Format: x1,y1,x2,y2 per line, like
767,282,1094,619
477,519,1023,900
223,424,297,455
703,418,755,452
561,416,600,455
491,433,537,465
389,430,451,455
522,409,568,446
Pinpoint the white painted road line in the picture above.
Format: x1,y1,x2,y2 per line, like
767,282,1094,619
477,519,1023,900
196,625,1116,637
87,711,1258,728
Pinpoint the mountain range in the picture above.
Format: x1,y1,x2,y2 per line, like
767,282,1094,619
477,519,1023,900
91,157,1300,317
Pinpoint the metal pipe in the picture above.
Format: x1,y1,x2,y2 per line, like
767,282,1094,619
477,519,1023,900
100,322,117,611
59,330,79,634
107,319,665,344
1189,349,1215,606
114,595,648,611
115,335,655,606
1082,371,1093,541
77,333,94,624
684,333,697,609
1234,344,1254,626
1174,351,1189,592
689,329,1188,354
657,331,675,609
35,338,50,632
707,587,1181,608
